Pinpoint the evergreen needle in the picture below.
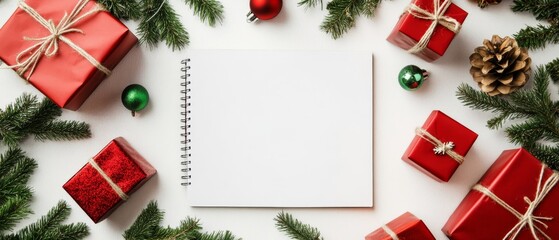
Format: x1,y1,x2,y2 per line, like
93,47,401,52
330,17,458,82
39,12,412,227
320,0,382,39
275,211,323,240
185,0,225,27
139,0,190,51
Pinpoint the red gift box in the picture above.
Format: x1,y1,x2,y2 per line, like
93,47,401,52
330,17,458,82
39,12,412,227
443,148,559,239
402,110,477,182
0,0,137,110
365,212,435,240
387,0,468,62
63,137,156,223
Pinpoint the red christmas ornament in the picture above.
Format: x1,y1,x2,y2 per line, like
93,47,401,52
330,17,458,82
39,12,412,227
246,0,282,22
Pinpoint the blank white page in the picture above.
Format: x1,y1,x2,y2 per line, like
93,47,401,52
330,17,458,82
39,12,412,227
186,50,373,207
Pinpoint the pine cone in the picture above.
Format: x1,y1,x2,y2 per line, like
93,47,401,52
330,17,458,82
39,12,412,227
469,35,531,96
476,0,502,8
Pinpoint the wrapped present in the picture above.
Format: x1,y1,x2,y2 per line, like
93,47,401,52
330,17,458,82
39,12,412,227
63,137,156,223
365,212,435,240
386,0,468,62
402,110,477,182
0,0,137,110
443,148,559,239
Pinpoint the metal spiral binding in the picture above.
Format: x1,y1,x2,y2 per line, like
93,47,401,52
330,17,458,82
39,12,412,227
180,59,192,186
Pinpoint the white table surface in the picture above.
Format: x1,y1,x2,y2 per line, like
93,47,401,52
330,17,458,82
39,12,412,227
1,0,558,239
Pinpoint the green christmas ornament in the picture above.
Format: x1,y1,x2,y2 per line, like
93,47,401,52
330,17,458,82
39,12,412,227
122,84,149,116
398,65,429,91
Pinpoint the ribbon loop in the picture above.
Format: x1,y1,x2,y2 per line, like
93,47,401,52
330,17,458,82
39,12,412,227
415,127,464,164
405,0,461,53
5,0,111,80
473,165,558,240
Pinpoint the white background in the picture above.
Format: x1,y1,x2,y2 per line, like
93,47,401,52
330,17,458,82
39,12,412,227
1,0,558,239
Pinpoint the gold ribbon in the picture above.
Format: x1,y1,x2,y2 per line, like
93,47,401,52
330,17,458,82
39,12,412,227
5,0,111,80
415,127,464,164
88,158,129,201
405,0,461,54
473,165,558,240
381,225,400,240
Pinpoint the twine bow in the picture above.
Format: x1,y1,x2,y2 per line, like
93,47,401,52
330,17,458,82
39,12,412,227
473,165,558,240
381,225,400,240
88,158,129,201
405,0,461,53
415,127,464,164
5,0,111,80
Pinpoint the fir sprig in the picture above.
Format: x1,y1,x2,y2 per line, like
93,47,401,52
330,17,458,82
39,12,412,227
274,212,323,240
138,0,190,51
318,0,382,39
0,94,91,147
514,24,559,50
298,0,324,9
99,0,224,50
457,60,559,170
0,148,89,239
97,0,142,20
184,0,224,27
511,0,559,22
124,201,239,240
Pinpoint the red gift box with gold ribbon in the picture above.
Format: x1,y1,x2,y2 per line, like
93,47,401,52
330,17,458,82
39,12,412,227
63,137,156,223
402,110,478,182
387,0,468,62
365,212,435,240
443,148,559,239
0,0,137,110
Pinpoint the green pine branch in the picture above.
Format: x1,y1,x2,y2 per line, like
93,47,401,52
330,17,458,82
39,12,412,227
184,0,224,27
511,0,559,23
457,60,559,170
138,0,190,51
0,148,89,239
547,57,559,83
514,24,559,50
274,212,323,240
298,0,324,9
124,201,240,240
319,0,382,39
0,94,91,147
98,0,142,20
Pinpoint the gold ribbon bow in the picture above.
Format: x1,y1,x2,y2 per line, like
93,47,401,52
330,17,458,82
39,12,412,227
473,165,558,240
405,0,461,53
6,0,111,80
415,127,464,164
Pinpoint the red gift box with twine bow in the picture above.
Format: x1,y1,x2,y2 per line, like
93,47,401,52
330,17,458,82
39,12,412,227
443,148,559,239
402,110,477,182
63,137,156,223
0,0,137,110
365,212,435,240
387,0,468,62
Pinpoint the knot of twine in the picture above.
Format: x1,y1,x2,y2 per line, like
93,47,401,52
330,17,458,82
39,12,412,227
381,225,400,240
473,165,559,240
415,127,464,164
5,0,111,80
405,0,461,53
88,158,129,201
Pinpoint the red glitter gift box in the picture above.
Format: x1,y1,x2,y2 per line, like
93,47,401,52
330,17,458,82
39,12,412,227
0,0,137,110
365,212,435,240
443,148,559,239
402,110,477,182
386,0,468,62
63,137,156,223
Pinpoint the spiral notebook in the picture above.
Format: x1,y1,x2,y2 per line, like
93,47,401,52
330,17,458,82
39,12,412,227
181,50,373,207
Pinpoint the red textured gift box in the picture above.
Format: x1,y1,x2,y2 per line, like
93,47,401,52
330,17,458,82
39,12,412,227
365,212,435,240
63,137,156,223
386,0,468,62
443,148,559,239
0,0,137,110
402,110,477,182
